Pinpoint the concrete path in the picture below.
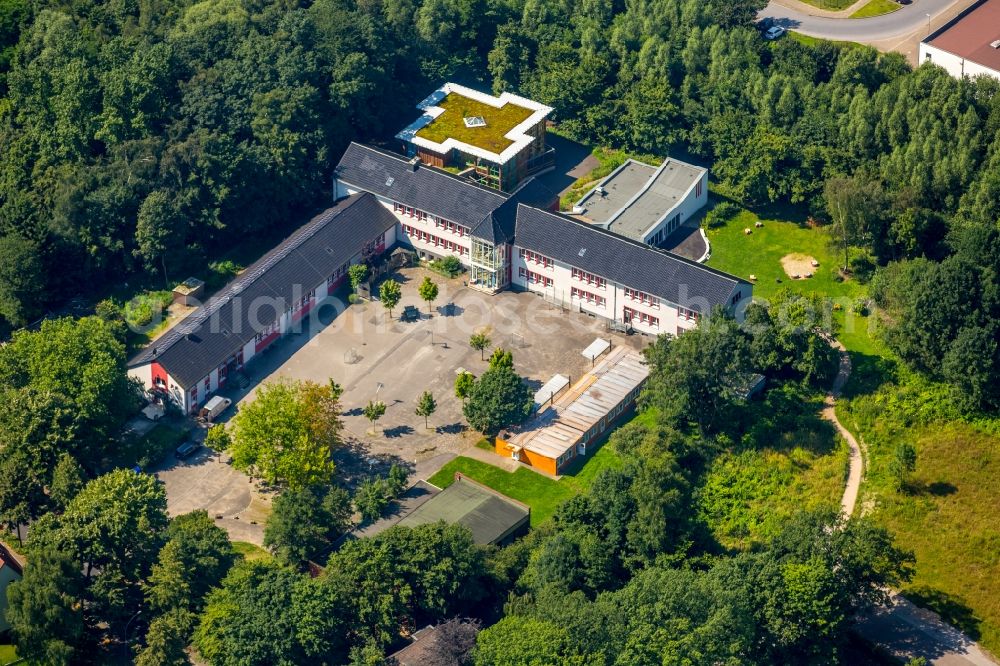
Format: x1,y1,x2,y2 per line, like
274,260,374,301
820,337,997,665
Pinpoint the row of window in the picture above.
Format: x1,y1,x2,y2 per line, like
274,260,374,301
293,288,316,311
434,219,469,237
571,267,606,289
571,286,606,307
624,287,659,309
393,202,428,222
678,307,700,322
393,202,471,237
519,267,553,288
556,448,575,467
402,225,469,256
624,306,659,329
520,248,553,269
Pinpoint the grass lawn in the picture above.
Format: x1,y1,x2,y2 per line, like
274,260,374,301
849,0,899,17
794,0,857,9
0,645,17,665
427,443,621,526
415,91,535,154
861,424,1000,652
788,32,858,49
232,541,271,562
704,205,880,355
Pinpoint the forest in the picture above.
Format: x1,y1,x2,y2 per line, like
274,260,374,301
1,0,999,661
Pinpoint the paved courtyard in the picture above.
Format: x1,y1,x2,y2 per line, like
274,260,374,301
241,266,643,480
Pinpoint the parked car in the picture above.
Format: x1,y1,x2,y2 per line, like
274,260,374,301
401,305,420,322
763,26,786,40
175,441,202,459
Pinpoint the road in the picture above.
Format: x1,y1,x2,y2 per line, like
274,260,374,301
760,0,973,43
819,338,997,665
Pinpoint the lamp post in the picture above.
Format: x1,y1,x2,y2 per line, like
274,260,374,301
926,13,931,34
122,610,142,657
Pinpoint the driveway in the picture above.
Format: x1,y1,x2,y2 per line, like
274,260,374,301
152,430,270,545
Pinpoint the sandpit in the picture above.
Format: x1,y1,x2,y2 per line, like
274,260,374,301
781,253,818,279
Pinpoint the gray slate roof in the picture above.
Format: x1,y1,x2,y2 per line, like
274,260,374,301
334,142,555,242
128,193,397,388
514,205,746,310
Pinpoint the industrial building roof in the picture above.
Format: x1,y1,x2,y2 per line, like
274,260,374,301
397,476,530,545
575,158,706,242
505,347,649,461
127,193,397,388
924,0,1000,71
396,83,553,164
514,204,746,311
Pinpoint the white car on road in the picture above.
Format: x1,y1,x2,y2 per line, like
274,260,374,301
764,25,786,40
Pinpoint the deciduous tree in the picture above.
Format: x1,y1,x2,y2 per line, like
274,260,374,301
378,279,401,318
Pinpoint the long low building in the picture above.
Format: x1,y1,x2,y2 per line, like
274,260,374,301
495,346,648,476
334,142,750,337
127,193,397,413
129,140,750,413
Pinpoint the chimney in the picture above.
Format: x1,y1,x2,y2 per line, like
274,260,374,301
408,156,421,172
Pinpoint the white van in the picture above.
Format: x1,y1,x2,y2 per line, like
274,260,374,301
199,396,232,423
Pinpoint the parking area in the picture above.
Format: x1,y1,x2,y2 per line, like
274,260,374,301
152,433,272,545
244,266,642,474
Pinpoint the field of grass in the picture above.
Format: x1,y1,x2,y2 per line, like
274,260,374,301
416,92,535,154
427,443,621,526
704,205,880,355
0,645,17,665
232,541,271,562
849,0,899,18
699,437,849,550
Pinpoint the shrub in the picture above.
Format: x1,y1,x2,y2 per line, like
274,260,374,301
206,260,243,291
704,201,742,228
429,255,464,278
851,297,870,316
124,291,173,328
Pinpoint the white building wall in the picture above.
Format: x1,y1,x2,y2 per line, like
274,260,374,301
511,248,706,337
919,43,1000,80
337,181,473,263
127,365,152,388
640,169,710,245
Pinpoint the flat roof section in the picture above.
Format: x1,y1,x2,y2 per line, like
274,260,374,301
396,476,530,546
925,0,1000,71
505,347,649,461
396,83,553,165
575,158,706,242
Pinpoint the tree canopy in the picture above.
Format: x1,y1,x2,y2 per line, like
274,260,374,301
219,378,342,488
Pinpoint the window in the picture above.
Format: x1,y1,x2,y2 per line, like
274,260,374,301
519,267,553,288
571,267,606,289
731,291,741,306
695,180,703,198
625,306,659,329
519,248,553,269
624,287,659,308
393,202,403,214
571,286,606,307
678,307,700,322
